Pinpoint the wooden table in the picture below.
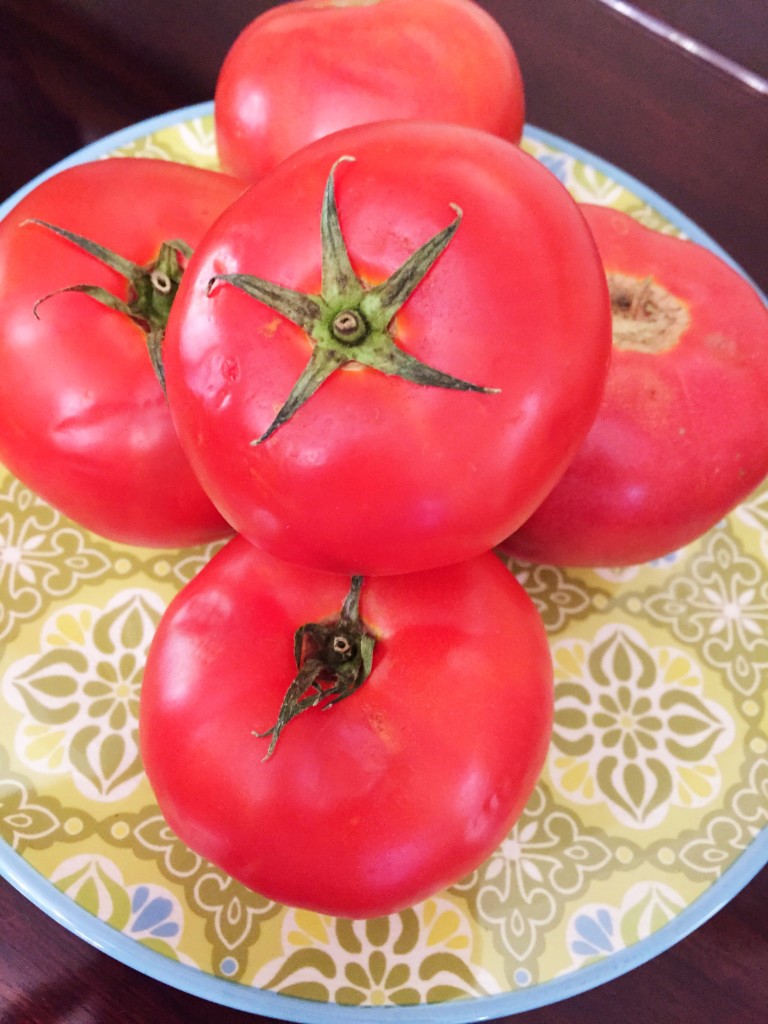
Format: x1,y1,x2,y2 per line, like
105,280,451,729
2,2,767,1021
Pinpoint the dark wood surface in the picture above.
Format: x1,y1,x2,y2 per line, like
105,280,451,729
1,2,767,1021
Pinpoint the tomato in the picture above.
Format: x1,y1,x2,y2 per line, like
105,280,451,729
140,535,553,919
164,120,611,575
214,0,526,182
0,158,245,547
501,204,768,567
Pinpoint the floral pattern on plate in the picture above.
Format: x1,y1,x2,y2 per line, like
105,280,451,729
0,112,765,1016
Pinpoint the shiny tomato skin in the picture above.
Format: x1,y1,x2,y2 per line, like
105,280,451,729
140,536,553,919
0,158,245,547
502,205,768,567
215,0,525,182
164,120,611,575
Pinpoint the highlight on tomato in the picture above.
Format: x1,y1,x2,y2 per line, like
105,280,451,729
214,0,526,182
163,120,612,576
501,204,768,567
0,158,245,547
140,535,553,919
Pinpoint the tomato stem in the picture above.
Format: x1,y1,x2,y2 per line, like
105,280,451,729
254,575,375,760
24,219,192,391
206,156,499,444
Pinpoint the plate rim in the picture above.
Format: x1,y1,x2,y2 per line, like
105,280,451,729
0,100,766,1022
1,829,767,1022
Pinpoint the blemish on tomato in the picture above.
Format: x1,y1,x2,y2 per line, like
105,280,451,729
263,317,283,337
608,272,690,353
220,357,240,382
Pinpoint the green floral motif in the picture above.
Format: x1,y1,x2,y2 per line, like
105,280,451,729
613,201,685,235
0,473,113,643
503,556,605,635
568,161,629,207
659,756,768,881
194,869,280,980
114,115,218,168
252,900,501,1005
107,810,204,883
520,139,684,235
549,624,735,828
641,531,768,700
2,591,163,801
735,484,768,561
138,539,228,587
565,880,686,969
730,756,768,834
451,782,620,983
0,745,69,853
54,853,132,922
51,852,196,965
106,809,280,982
0,779,59,853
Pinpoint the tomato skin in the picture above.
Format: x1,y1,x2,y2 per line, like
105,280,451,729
0,159,245,547
164,120,611,575
501,205,768,567
214,0,525,182
140,536,553,919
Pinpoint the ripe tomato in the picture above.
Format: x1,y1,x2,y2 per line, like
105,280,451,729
214,0,526,182
0,158,245,547
164,120,611,575
140,536,553,919
501,205,768,567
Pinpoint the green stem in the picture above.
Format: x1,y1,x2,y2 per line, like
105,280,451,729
207,158,499,444
254,576,375,760
24,219,192,392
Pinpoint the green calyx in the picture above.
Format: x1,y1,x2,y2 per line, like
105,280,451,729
254,575,375,760
25,219,192,391
207,155,499,444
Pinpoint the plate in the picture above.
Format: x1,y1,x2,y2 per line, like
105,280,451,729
1,103,766,1022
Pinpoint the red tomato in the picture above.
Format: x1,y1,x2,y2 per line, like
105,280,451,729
140,536,553,919
164,120,611,575
501,204,768,567
0,158,245,547
214,0,526,182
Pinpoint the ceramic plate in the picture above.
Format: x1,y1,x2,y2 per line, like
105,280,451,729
1,103,766,1023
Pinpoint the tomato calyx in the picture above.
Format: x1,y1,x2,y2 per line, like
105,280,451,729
607,272,690,354
254,575,375,760
207,156,499,444
25,219,192,390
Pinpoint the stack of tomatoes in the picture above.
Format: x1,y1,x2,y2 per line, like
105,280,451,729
1,0,766,919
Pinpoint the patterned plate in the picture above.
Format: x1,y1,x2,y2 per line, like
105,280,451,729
1,103,766,1022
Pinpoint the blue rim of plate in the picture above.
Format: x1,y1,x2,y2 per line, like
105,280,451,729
0,101,766,1022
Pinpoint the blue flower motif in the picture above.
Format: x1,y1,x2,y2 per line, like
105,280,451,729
130,885,180,939
537,153,570,184
570,908,616,957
